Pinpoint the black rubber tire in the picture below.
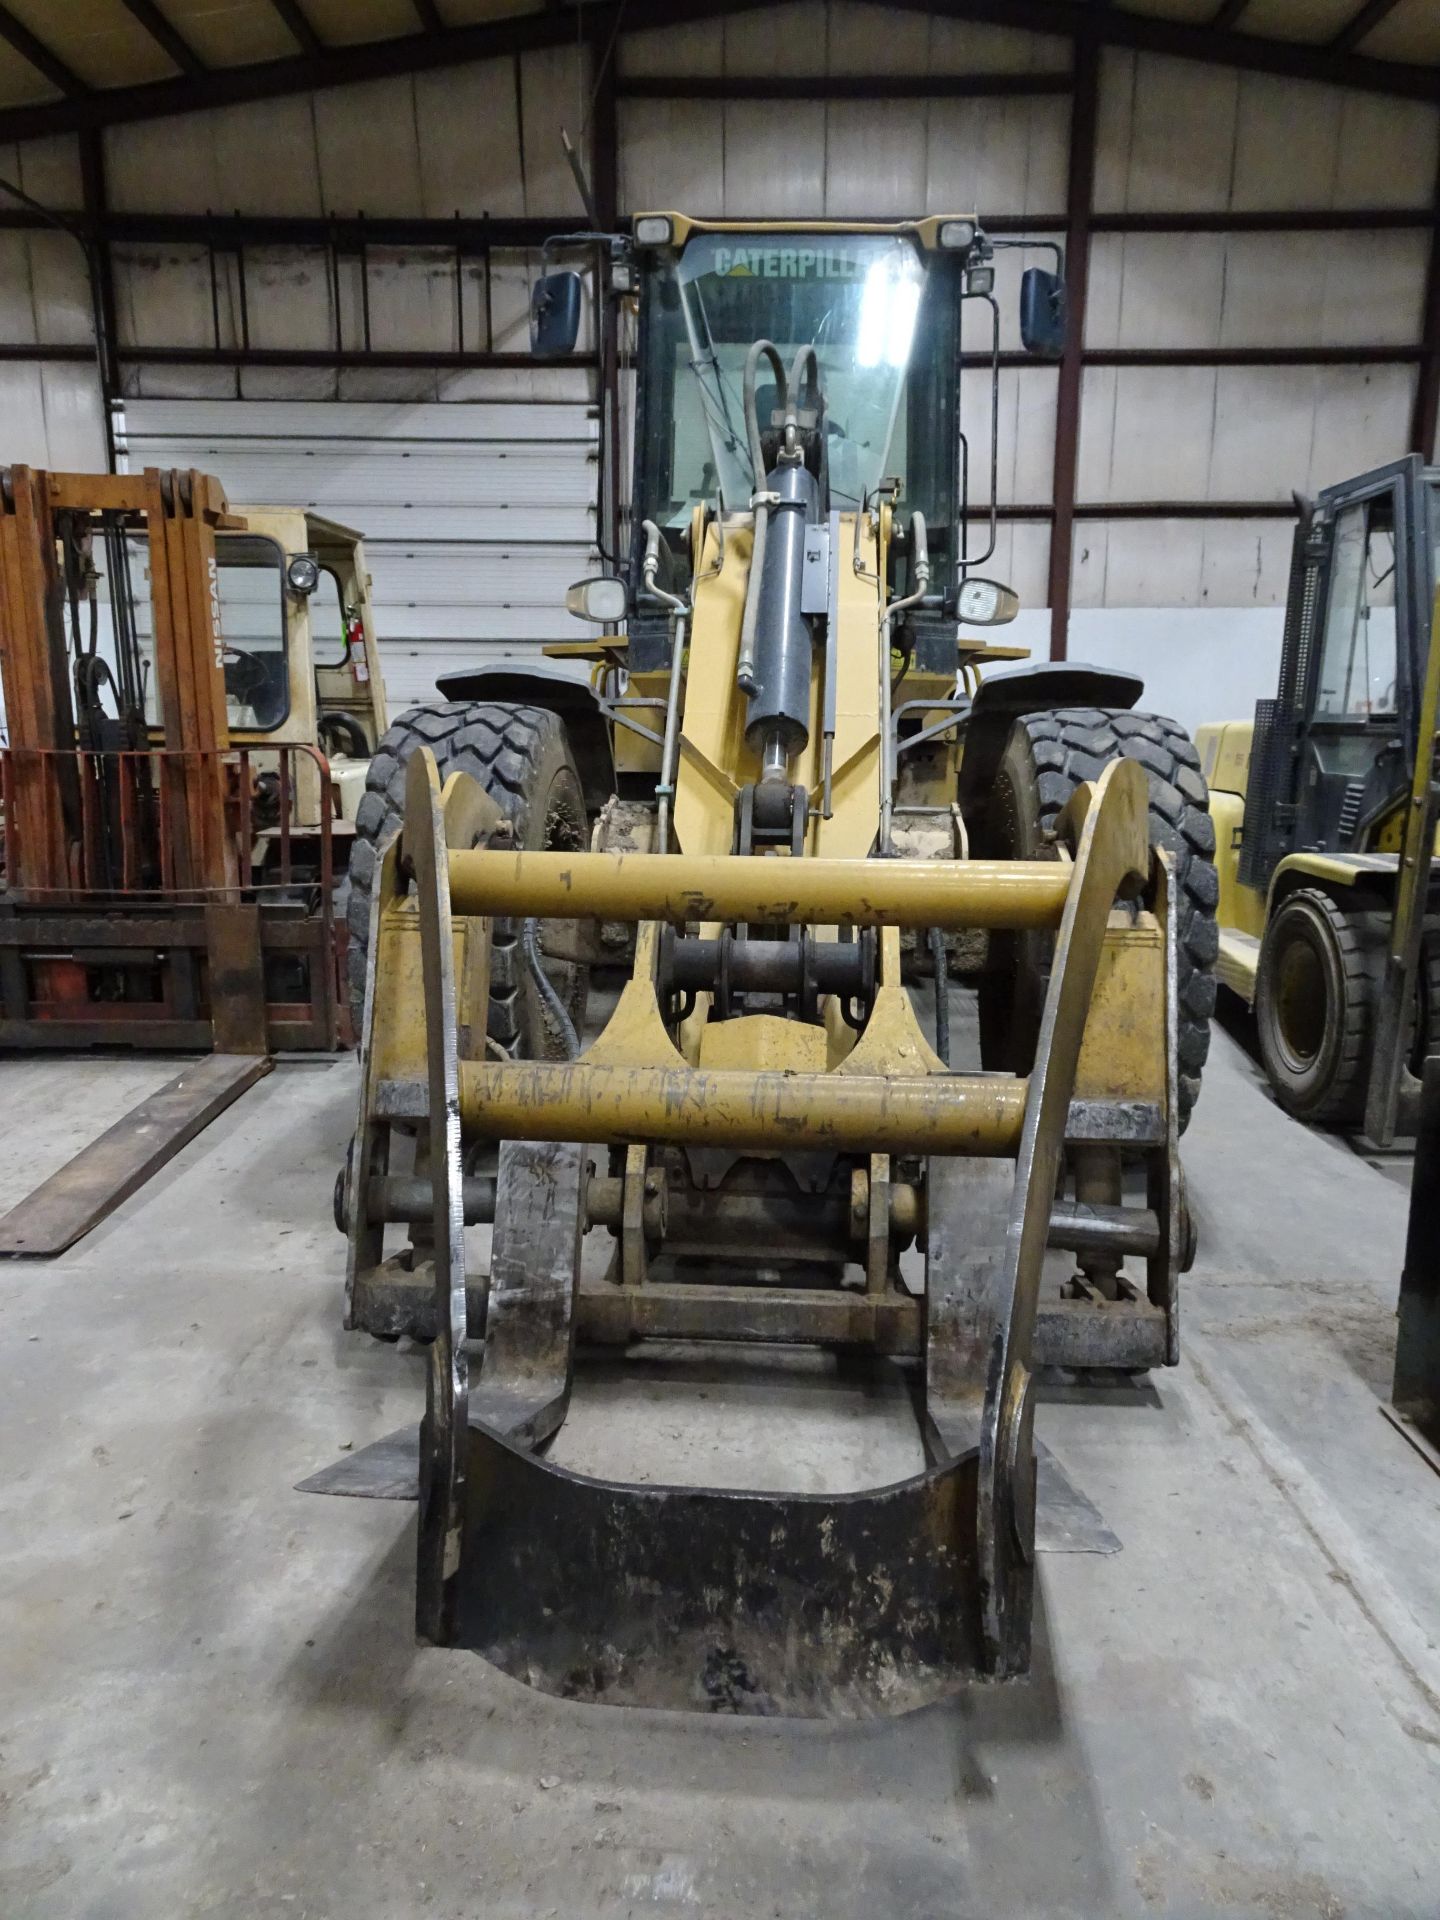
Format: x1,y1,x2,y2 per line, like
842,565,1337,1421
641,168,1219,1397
1255,888,1379,1125
347,700,588,1057
1412,934,1440,1080
976,706,1219,1130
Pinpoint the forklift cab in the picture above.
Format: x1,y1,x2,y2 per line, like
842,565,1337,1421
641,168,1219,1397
222,508,387,828
1244,456,1437,882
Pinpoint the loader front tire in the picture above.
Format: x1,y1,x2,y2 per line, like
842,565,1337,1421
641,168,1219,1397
977,707,1218,1129
347,700,588,1057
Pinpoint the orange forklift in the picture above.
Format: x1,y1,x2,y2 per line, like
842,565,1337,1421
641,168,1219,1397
0,466,385,1055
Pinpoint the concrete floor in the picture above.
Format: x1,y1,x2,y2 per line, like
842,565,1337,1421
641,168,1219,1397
2,1020,1439,1919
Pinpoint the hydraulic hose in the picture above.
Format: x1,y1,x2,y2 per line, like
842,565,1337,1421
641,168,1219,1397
522,916,581,1061
741,338,787,490
736,502,768,697
928,927,950,1067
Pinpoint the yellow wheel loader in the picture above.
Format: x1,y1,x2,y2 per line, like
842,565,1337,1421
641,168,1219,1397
331,212,1216,1716
1198,457,1440,1146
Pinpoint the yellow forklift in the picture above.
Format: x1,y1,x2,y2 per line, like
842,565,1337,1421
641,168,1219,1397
1198,456,1440,1144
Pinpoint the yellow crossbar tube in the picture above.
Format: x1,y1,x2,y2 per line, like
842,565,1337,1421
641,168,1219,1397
457,1061,1028,1154
446,849,1071,930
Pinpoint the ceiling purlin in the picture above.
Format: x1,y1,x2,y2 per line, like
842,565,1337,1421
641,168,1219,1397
117,0,206,78
1331,0,1407,54
0,0,1434,147
268,0,324,60
0,1,87,97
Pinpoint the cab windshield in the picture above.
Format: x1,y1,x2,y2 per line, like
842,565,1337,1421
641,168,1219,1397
655,231,930,521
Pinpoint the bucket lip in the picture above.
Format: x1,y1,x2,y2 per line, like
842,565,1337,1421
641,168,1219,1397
455,1417,989,1717
466,1410,980,1507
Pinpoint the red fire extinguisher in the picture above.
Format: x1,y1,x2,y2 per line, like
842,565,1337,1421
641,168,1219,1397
346,608,369,682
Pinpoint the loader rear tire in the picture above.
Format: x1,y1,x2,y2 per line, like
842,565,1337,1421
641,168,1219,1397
346,700,588,1057
977,707,1218,1130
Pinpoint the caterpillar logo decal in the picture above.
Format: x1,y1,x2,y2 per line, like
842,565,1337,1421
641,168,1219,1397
710,245,864,280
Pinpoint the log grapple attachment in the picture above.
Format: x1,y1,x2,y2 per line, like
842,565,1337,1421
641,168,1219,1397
339,743,1180,1715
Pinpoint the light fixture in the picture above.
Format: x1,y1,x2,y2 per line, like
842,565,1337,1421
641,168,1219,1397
286,553,320,594
633,215,674,246
566,575,628,623
955,576,1019,626
938,218,976,251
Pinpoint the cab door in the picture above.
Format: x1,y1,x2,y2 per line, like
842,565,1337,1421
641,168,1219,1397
1296,456,1429,855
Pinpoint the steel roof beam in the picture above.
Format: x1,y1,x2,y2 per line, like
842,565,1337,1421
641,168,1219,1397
1331,0,1406,54
0,3,87,98
117,0,206,78
908,0,1438,100
0,0,1433,144
268,0,322,59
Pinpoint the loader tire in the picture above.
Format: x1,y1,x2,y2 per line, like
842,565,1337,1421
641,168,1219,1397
347,700,588,1057
977,707,1218,1130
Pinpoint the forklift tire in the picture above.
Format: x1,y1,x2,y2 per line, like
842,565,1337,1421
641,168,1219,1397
346,700,588,1057
1413,937,1440,1080
977,707,1218,1131
1254,889,1381,1126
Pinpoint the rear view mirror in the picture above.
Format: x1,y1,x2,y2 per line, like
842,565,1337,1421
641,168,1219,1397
531,271,583,355
1020,267,1065,358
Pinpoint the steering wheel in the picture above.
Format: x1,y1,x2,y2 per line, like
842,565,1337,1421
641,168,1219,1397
222,646,270,703
317,710,369,759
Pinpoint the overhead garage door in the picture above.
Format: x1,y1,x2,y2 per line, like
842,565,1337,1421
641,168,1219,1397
116,399,599,712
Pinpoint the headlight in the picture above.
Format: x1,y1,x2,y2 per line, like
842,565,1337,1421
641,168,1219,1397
286,554,320,595
938,218,976,251
565,575,628,623
633,215,674,247
956,577,1019,626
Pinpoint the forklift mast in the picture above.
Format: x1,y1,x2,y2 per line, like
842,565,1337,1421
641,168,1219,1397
0,466,240,899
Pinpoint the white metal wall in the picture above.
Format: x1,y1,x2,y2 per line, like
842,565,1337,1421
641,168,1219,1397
3,3,1440,729
117,397,598,711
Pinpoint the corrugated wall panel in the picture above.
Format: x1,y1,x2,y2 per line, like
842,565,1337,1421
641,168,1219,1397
1207,366,1321,501
413,60,527,216
118,398,599,707
723,103,827,216
619,102,726,217
925,98,1070,216
619,19,724,78
825,102,926,216
1096,53,1240,214
1074,517,1297,612
315,76,424,214
0,362,105,470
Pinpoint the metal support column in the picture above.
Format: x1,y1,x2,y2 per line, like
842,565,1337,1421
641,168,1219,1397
1409,145,1440,462
78,129,119,473
588,5,622,566
1046,32,1100,663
